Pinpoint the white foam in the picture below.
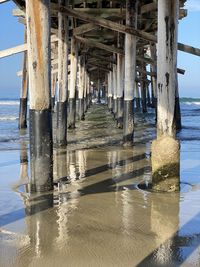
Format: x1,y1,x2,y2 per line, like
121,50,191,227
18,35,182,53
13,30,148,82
184,102,200,106
0,116,18,121
0,101,19,105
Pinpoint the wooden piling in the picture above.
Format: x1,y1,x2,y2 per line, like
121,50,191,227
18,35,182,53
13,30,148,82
51,73,57,111
151,0,180,192
56,0,69,146
150,44,157,109
77,55,85,120
19,30,28,129
83,68,87,113
107,71,113,112
135,82,141,110
113,59,117,118
26,0,53,192
68,37,78,129
123,0,137,145
140,62,147,113
116,48,124,129
97,78,101,103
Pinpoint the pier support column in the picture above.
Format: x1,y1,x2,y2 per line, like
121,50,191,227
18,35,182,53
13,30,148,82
116,52,124,128
150,44,157,109
140,62,147,113
86,74,91,108
57,0,69,146
51,73,57,112
175,83,182,131
147,83,151,107
113,61,117,118
123,0,137,146
151,0,180,192
68,37,78,129
97,78,101,103
83,69,87,113
19,30,28,129
77,55,85,120
108,71,113,112
26,0,53,192
135,82,141,110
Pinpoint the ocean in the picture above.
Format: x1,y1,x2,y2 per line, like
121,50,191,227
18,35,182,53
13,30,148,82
0,97,200,150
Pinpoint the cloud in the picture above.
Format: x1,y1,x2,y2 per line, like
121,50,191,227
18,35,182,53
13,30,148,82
185,0,200,12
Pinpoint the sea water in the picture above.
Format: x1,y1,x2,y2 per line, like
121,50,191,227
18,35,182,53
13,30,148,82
0,97,200,149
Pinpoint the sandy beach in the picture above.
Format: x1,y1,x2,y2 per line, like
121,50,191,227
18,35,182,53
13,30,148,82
0,103,200,267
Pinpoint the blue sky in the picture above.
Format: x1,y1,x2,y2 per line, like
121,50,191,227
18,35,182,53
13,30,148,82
0,0,200,98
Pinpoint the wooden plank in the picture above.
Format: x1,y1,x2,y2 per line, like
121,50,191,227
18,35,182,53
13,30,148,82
137,56,185,75
0,0,10,3
87,52,117,64
0,44,27,59
73,8,125,17
73,23,98,35
75,36,124,55
58,6,157,43
0,36,58,59
58,7,200,57
87,62,112,72
178,43,200,57
12,8,25,17
140,3,157,14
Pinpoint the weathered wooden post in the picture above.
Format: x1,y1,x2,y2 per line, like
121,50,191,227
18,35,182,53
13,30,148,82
175,82,182,130
150,44,157,108
151,0,180,192
140,62,147,113
107,71,113,112
19,30,28,129
26,0,53,192
68,37,78,128
87,73,91,108
51,73,57,111
97,77,101,103
77,55,85,120
113,60,117,118
147,81,151,107
135,82,141,110
116,50,124,128
123,0,137,145
83,68,87,113
57,0,69,146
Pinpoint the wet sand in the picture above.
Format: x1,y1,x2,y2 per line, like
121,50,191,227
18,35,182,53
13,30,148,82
0,104,200,267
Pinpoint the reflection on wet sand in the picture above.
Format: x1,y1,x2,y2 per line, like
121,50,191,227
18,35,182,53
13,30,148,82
1,105,200,266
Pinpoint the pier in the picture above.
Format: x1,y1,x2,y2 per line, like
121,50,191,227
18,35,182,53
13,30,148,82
0,0,200,266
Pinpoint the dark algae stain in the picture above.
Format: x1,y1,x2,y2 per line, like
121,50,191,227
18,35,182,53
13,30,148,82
158,83,163,93
165,72,170,87
165,16,169,44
